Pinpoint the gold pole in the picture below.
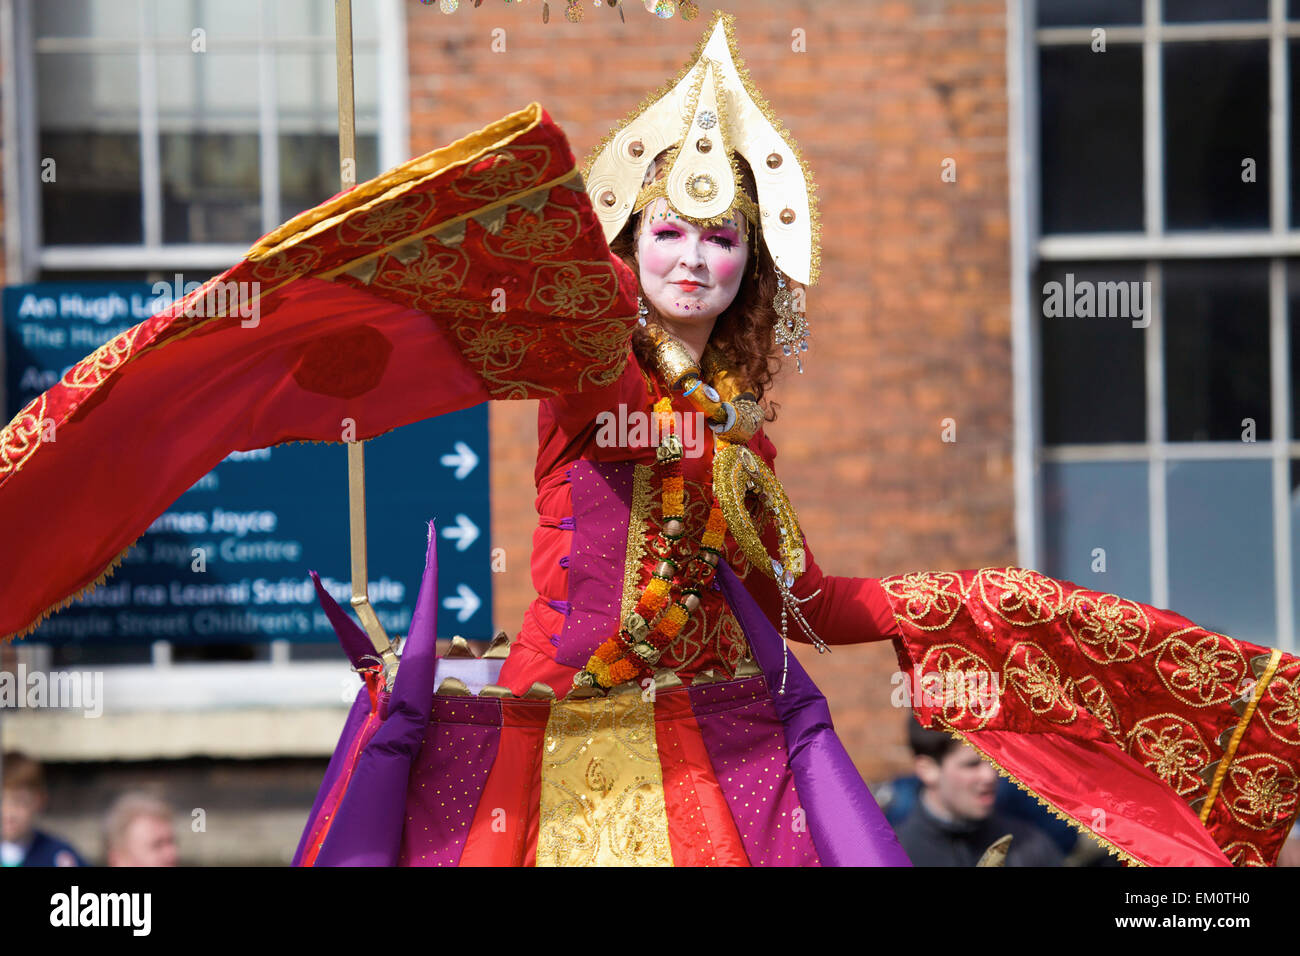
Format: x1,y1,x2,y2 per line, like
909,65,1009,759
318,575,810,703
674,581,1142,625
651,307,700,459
335,0,398,678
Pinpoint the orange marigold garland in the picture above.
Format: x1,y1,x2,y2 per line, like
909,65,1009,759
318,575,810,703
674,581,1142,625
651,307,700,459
573,395,727,691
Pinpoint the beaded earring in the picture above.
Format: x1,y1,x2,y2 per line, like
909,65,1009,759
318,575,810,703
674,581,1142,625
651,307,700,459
637,295,649,327
771,265,810,373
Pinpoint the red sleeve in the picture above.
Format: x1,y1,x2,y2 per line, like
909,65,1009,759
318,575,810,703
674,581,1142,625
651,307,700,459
736,428,900,646
543,345,650,432
534,346,656,484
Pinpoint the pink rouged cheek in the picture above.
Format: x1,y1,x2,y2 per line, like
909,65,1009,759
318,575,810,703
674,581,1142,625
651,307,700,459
639,234,680,274
707,248,746,283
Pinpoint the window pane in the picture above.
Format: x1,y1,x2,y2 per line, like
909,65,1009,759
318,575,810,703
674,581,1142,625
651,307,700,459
271,0,380,40
1039,45,1144,233
157,52,262,243
1038,0,1142,26
1044,461,1152,603
155,0,261,40
1039,262,1148,444
1288,42,1300,228
37,52,142,244
1164,41,1269,230
1164,260,1270,442
277,50,380,218
1167,459,1276,643
1165,0,1268,21
36,0,142,38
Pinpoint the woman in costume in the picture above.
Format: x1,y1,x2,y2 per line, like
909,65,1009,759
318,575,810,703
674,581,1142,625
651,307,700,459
2,12,1298,867
293,13,1300,868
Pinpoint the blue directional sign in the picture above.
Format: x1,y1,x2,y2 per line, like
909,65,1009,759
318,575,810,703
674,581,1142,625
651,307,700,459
4,282,492,644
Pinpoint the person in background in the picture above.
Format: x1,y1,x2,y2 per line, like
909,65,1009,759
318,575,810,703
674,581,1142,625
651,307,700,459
1,751,87,867
102,791,179,867
894,720,1064,866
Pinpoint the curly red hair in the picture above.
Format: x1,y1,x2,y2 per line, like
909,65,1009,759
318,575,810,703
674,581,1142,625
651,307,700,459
607,150,796,423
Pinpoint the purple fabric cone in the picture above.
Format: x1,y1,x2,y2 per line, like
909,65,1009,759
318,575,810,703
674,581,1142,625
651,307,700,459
291,684,373,867
292,568,391,866
717,561,913,867
309,569,375,667
313,520,441,866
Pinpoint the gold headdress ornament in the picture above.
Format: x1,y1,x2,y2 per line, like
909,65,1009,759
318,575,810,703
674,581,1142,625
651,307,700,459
582,9,821,288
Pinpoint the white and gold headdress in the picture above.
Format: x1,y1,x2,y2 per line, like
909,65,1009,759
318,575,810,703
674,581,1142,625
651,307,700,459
582,10,821,289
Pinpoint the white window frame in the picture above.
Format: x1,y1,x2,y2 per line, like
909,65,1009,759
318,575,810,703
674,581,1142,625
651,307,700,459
4,0,409,277
1009,0,1297,652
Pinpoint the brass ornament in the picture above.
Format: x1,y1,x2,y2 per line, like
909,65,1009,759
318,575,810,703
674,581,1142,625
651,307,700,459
645,326,766,444
711,442,805,583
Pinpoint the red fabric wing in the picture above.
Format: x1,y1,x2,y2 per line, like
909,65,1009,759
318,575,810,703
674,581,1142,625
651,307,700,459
0,102,637,642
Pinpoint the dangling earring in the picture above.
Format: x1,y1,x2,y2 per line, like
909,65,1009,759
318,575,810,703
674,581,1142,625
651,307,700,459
771,265,810,373
637,295,649,327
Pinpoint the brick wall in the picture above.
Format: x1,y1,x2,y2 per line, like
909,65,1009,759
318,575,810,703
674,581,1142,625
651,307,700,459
407,0,1014,782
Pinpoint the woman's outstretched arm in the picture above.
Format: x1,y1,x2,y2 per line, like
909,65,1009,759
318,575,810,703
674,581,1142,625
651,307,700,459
734,428,899,646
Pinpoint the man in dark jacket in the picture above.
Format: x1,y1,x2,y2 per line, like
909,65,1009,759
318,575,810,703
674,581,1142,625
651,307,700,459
894,720,1064,867
2,751,87,867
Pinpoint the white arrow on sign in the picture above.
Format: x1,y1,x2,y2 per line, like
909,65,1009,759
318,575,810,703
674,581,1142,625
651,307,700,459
439,441,479,480
442,583,481,622
440,513,480,551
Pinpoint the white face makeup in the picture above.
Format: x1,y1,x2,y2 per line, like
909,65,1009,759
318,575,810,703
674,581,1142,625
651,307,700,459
635,197,749,328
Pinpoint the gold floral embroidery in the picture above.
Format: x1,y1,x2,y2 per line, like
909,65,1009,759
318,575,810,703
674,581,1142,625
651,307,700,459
882,571,965,631
877,566,1300,865
1064,590,1147,664
713,610,750,674
1075,675,1124,744
338,192,436,247
451,146,553,203
0,394,47,479
62,327,142,389
527,261,623,318
537,693,672,867
1257,670,1300,746
434,298,489,323
374,242,470,303
1003,641,1076,723
1224,841,1267,867
917,644,1001,730
248,242,324,285
566,317,636,390
481,203,581,261
1160,632,1245,707
451,322,549,401
1222,755,1299,830
1126,714,1210,796
976,567,1064,628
